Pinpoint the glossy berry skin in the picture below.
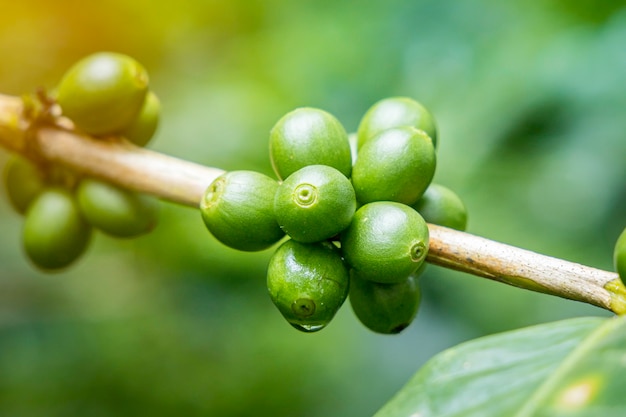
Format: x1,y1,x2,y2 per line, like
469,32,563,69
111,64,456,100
267,239,349,332
341,201,429,284
22,188,92,271
3,157,46,214
200,170,284,252
56,52,149,136
356,96,438,149
269,107,352,180
274,165,356,243
413,183,468,231
349,273,421,334
77,178,159,238
615,227,626,284
351,126,436,206
122,90,160,147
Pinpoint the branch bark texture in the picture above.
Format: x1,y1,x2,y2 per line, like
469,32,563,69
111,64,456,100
0,94,624,314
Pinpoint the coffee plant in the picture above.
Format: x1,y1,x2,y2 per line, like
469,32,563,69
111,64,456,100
0,52,625,416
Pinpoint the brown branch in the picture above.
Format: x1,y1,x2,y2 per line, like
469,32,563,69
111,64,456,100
1,93,624,314
0,94,223,206
426,225,624,313
36,126,223,206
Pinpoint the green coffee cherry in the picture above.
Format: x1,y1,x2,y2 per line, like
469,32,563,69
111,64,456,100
615,227,626,283
274,165,356,243
351,126,436,206
356,96,438,149
269,107,352,180
200,170,284,251
349,273,421,334
413,183,468,231
22,188,92,271
341,201,429,284
56,52,149,136
3,157,46,214
267,239,349,332
77,178,159,238
122,90,160,147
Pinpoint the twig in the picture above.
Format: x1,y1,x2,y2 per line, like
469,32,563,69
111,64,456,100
0,93,624,314
427,225,624,313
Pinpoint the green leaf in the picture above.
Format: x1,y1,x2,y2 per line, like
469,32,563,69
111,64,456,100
375,316,626,417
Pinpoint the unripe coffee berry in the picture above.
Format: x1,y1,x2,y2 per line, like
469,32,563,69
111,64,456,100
122,90,160,147
274,165,356,243
77,178,159,238
267,239,349,332
201,170,284,252
357,96,438,149
22,188,92,271
56,52,149,136
349,273,421,334
351,126,436,206
413,183,468,231
3,157,46,214
269,107,352,180
341,201,429,284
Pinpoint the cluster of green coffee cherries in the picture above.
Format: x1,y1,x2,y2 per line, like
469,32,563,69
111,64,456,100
2,52,160,271
5,52,623,335
200,97,469,334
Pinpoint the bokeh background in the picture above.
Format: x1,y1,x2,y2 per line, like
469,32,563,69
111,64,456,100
0,1,625,416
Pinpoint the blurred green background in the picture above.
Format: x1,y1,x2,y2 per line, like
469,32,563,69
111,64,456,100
0,1,625,416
